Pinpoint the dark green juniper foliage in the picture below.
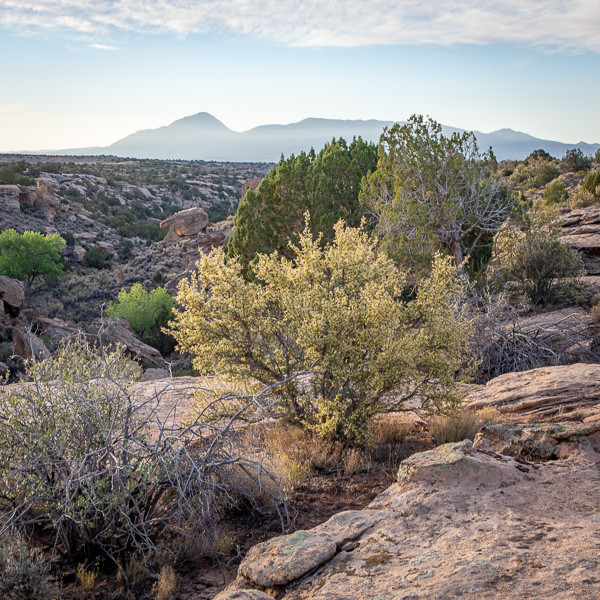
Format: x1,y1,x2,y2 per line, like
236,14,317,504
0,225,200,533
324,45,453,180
227,137,378,279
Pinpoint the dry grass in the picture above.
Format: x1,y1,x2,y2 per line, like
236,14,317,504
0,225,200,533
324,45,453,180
342,447,370,476
430,407,503,445
154,565,178,600
368,413,415,465
261,423,343,493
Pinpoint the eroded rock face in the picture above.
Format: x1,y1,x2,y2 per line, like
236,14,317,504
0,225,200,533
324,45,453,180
160,207,209,243
473,422,600,461
465,363,600,424
88,317,166,368
0,276,25,319
227,440,600,599
0,185,21,213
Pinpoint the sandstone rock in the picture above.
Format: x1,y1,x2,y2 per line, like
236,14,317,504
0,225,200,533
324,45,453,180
213,591,272,600
12,326,51,360
88,317,166,368
160,207,209,242
396,440,522,490
36,317,79,342
141,367,171,381
0,276,25,318
72,245,86,264
240,177,262,200
473,422,600,460
227,439,600,600
239,531,337,587
560,206,600,275
95,241,115,255
465,363,600,424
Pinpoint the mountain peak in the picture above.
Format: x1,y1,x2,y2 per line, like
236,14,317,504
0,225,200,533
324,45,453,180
170,112,229,131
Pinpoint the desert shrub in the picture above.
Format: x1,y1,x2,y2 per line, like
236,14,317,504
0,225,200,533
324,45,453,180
508,229,585,306
0,533,55,600
543,179,569,205
510,157,560,190
569,187,597,209
60,231,76,247
171,219,473,445
560,148,592,173
430,407,502,445
0,342,286,582
84,246,111,269
582,171,600,197
107,283,175,354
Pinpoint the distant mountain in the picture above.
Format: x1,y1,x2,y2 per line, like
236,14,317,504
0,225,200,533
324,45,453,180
50,113,600,162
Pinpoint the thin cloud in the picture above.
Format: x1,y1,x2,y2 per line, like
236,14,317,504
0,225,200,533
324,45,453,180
1,0,599,52
89,43,118,51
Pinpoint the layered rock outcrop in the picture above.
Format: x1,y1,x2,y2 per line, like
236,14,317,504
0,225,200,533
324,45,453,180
0,182,60,222
465,363,600,424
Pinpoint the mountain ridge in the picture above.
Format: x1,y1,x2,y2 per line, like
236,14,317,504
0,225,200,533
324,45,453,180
39,113,600,162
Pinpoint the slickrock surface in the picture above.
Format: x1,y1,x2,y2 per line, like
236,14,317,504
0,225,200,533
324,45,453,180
465,363,600,424
224,439,600,600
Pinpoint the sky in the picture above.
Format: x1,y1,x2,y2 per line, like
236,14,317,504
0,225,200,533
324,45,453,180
1,0,599,153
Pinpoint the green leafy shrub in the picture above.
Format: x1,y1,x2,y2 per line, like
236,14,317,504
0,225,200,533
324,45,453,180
84,246,111,269
543,179,569,204
509,230,585,306
582,171,600,197
0,229,65,295
171,219,473,445
107,283,175,354
560,148,592,173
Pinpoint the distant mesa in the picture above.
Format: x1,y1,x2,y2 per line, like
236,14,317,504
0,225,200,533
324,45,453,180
40,112,600,162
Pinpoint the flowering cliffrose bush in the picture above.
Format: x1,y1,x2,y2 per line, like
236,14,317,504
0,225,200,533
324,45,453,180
170,219,473,444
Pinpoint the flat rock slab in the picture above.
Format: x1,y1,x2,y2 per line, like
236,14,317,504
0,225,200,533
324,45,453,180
239,531,337,586
465,363,600,424
275,444,600,600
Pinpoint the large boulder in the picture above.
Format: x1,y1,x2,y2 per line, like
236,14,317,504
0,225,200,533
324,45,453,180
35,317,80,342
0,276,25,319
12,326,51,361
88,317,167,368
160,207,209,243
465,363,600,424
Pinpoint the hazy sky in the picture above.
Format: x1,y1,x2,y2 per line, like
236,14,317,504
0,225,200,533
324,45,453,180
1,0,599,152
